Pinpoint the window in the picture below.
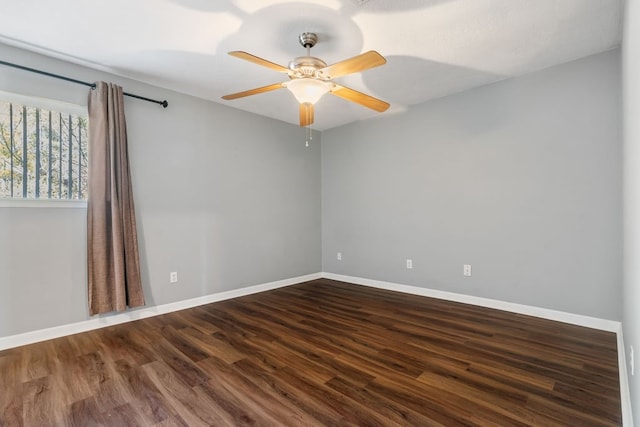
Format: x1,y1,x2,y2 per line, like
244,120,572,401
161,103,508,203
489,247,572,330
0,93,88,200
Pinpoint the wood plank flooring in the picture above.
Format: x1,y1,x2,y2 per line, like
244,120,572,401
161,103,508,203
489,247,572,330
0,278,621,426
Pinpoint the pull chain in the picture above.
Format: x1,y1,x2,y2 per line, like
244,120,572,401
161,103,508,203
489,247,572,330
305,125,313,147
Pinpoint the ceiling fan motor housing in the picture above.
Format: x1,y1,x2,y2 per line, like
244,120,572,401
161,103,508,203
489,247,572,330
288,56,328,79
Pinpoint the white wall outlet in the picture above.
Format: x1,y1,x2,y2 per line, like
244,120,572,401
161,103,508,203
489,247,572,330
631,346,635,376
463,264,472,277
337,252,342,261
169,272,178,283
406,259,413,269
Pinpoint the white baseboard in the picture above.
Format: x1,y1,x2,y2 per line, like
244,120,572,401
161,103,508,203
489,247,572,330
0,272,321,351
617,325,635,427
321,272,633,426
3,271,619,350
322,272,620,332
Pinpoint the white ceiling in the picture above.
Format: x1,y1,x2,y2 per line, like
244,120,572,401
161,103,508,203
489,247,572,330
0,0,623,130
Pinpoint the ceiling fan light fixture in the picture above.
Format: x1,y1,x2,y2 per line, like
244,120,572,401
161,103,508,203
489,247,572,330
286,78,332,104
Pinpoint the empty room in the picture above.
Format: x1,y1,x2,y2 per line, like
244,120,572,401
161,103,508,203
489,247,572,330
1,0,639,425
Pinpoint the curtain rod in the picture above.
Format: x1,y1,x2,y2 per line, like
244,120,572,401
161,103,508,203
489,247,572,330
0,59,168,108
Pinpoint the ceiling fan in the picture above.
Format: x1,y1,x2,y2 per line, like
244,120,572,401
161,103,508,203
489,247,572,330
222,32,390,127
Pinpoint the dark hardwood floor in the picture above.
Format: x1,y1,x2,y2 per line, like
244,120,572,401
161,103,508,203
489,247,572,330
0,278,621,426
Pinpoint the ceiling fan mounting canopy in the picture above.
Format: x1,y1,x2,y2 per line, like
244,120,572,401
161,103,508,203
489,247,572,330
298,32,318,48
222,32,390,127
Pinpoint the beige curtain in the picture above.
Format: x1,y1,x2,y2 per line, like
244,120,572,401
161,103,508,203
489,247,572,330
87,82,145,315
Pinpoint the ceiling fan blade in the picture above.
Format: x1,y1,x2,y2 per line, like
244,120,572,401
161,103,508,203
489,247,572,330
300,102,314,127
228,51,290,73
330,84,390,112
221,83,285,100
318,51,386,79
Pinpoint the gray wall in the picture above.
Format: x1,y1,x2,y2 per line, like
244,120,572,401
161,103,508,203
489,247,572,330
322,49,622,320
623,0,640,420
0,43,322,337
0,42,624,341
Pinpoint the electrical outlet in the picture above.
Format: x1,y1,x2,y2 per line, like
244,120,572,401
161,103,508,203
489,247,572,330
631,346,635,376
406,259,413,269
463,264,472,277
169,272,178,283
337,252,342,261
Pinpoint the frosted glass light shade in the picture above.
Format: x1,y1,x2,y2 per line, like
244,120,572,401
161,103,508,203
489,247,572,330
286,78,331,104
